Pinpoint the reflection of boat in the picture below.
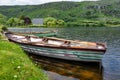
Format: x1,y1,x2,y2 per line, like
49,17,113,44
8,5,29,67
29,53,101,80
5,32,107,62
9,30,57,37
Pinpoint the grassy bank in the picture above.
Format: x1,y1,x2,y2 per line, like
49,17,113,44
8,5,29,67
0,40,48,80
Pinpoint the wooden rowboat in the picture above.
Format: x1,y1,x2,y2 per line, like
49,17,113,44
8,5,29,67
5,32,107,62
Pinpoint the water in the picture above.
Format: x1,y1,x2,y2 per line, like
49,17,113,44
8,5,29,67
9,27,120,80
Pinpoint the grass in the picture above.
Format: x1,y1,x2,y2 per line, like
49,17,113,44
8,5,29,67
0,41,48,80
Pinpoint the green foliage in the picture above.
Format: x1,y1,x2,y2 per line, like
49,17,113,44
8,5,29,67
44,17,65,27
0,13,6,25
57,20,65,26
0,25,3,31
0,33,2,39
0,26,7,39
106,20,120,25
44,17,56,27
0,41,48,80
7,17,24,27
6,17,14,26
0,1,120,27
1,26,8,31
0,26,3,39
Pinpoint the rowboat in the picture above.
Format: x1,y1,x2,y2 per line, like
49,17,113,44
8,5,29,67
5,32,107,62
9,30,57,37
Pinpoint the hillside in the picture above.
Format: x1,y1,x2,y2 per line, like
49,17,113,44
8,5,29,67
0,0,120,27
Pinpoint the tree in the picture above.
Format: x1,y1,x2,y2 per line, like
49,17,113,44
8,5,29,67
6,18,14,26
57,20,65,26
20,16,32,25
14,18,24,26
44,17,57,27
7,17,24,27
44,17,65,27
0,13,6,25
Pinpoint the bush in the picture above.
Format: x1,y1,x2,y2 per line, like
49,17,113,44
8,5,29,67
1,26,8,31
106,20,120,25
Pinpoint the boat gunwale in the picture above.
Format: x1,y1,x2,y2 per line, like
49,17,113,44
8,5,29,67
5,32,107,53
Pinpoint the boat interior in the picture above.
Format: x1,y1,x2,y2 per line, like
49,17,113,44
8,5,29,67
10,34,105,49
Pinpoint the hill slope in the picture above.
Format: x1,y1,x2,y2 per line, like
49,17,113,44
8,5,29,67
0,0,120,25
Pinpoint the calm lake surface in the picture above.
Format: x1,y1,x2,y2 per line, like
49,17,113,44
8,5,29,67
9,27,120,80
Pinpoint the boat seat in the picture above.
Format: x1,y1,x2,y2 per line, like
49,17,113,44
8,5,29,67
61,41,71,47
42,38,48,42
12,35,25,39
47,39,64,46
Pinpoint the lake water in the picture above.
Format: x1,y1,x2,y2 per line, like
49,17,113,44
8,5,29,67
9,27,120,80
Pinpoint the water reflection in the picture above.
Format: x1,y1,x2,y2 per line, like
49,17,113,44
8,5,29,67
102,55,120,80
28,53,102,80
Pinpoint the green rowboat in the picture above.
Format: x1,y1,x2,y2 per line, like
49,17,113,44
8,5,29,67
10,30,57,37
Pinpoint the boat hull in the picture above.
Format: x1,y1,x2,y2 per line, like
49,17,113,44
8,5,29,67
20,44,104,62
